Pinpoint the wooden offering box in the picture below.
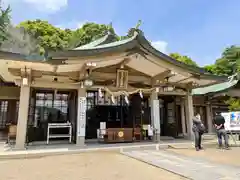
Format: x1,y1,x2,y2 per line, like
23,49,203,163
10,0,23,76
104,128,133,143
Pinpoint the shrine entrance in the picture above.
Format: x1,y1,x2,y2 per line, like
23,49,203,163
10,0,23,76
85,91,151,141
159,96,183,137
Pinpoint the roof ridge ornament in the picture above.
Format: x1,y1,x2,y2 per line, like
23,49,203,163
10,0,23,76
228,73,238,82
105,22,113,35
135,20,142,29
126,20,143,37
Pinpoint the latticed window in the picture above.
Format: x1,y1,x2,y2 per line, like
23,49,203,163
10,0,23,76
0,101,8,129
29,91,71,127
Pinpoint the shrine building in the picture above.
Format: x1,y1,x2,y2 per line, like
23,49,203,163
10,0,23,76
0,28,230,149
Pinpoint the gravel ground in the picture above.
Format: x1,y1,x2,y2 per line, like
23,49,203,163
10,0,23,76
168,147,240,167
0,152,186,180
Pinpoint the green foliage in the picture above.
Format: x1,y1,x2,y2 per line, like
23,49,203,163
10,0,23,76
18,20,73,54
225,97,240,111
203,64,216,74
68,22,118,48
204,46,240,76
204,45,240,110
0,4,11,45
169,53,198,67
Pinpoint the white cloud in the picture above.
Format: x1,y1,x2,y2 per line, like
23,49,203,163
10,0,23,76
56,21,86,30
24,0,68,12
151,40,168,54
2,0,68,12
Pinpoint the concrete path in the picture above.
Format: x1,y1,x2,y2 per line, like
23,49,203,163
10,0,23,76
122,150,240,180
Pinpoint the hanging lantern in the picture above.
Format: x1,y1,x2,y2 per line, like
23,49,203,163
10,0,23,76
124,95,129,104
84,79,93,87
139,90,143,99
22,77,28,86
111,95,115,104
80,81,84,88
98,88,103,98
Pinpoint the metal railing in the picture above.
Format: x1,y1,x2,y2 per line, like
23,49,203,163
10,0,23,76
227,130,240,147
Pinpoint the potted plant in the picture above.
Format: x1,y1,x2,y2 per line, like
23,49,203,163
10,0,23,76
141,128,147,140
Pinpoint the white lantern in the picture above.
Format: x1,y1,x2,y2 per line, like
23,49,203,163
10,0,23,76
156,87,159,93
22,77,28,86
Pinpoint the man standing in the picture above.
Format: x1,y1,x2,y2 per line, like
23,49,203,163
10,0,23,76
213,112,230,149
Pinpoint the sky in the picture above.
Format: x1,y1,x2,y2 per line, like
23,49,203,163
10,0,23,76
2,0,240,66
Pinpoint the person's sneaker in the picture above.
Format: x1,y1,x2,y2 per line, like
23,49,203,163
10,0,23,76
224,146,231,150
199,147,204,150
196,147,200,151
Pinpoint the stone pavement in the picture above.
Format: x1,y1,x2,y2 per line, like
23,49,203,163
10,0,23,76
122,150,240,180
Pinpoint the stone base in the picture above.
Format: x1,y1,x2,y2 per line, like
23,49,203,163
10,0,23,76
76,136,85,147
153,133,161,142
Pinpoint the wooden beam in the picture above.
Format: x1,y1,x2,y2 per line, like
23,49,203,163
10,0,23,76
90,72,151,83
175,76,192,83
151,70,176,85
119,58,131,68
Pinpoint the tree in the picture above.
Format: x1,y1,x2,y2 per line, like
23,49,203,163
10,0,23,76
222,45,240,73
203,64,216,74
18,20,73,54
69,22,118,48
0,3,11,45
0,25,40,55
225,97,240,111
169,53,198,67
204,45,240,110
204,46,240,76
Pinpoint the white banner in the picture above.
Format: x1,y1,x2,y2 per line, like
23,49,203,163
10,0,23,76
221,111,240,131
153,100,160,133
77,97,86,136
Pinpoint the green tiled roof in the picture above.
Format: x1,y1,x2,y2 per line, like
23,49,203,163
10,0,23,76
83,33,137,50
192,80,238,95
74,32,138,50
74,34,110,50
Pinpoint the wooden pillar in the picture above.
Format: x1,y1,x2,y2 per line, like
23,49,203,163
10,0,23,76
150,91,160,142
76,88,86,146
180,100,187,136
15,84,30,149
185,94,194,139
206,103,213,133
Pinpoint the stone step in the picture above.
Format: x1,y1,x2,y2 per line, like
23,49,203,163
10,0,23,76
202,134,216,140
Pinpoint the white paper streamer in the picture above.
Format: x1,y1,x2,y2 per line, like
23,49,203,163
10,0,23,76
139,90,143,99
111,95,115,104
124,95,129,104
98,88,103,98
